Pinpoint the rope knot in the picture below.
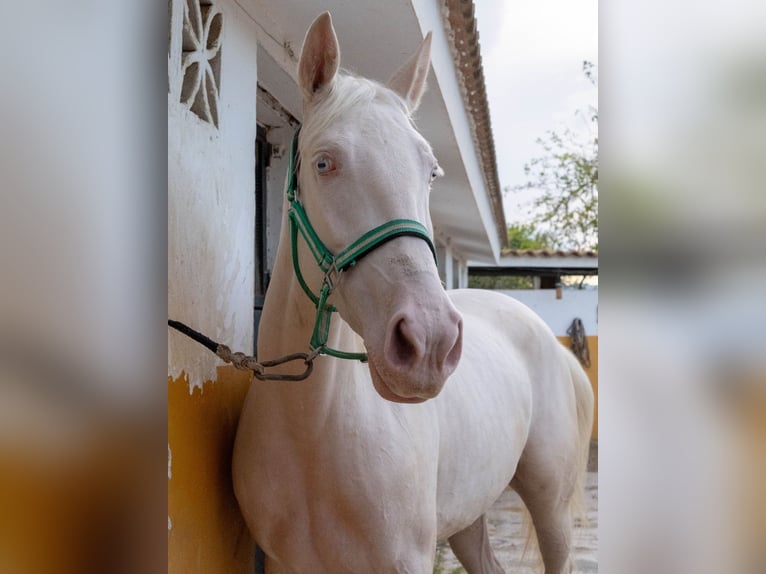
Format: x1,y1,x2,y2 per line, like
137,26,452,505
216,344,263,374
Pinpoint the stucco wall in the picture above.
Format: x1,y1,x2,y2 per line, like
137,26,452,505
168,0,258,389
500,288,598,337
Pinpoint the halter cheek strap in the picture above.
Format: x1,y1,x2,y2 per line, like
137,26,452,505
286,127,438,362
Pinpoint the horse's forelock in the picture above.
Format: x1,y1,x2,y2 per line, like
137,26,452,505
300,73,409,152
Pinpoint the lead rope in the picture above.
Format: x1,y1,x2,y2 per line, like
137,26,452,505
168,319,316,381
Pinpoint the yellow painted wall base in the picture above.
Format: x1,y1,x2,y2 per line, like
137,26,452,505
557,335,598,439
732,375,766,570
168,366,254,574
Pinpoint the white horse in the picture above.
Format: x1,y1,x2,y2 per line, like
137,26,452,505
233,13,593,574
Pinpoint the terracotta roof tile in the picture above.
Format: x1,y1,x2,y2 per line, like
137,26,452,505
501,248,599,258
442,0,507,249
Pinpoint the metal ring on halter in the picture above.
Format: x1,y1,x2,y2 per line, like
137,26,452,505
255,352,316,381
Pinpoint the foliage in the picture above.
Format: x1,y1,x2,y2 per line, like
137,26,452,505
510,61,598,250
468,274,534,290
506,222,555,250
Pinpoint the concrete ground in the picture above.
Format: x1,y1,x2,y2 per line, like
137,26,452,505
433,471,598,573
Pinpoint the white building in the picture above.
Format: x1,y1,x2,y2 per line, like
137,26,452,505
470,248,599,339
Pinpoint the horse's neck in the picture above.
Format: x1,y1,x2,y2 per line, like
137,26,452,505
258,247,317,361
257,220,361,421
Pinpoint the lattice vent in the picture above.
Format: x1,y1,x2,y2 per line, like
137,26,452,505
180,0,223,127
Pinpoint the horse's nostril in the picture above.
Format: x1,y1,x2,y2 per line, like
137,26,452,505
390,317,423,368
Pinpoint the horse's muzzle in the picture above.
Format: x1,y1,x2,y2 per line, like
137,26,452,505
374,304,463,401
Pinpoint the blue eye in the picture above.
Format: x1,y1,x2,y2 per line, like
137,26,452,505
315,156,336,174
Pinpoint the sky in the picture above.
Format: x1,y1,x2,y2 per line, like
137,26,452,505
472,0,598,225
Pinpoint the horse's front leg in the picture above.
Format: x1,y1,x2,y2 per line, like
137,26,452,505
376,518,437,574
389,546,437,574
447,514,505,573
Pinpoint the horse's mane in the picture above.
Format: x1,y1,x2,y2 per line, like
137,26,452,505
299,72,411,153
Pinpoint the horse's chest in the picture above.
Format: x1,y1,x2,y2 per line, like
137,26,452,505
253,423,425,509
249,429,436,572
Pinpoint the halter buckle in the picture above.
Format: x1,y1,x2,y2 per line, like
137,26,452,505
323,261,343,291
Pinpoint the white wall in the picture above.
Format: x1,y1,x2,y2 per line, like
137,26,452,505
500,289,598,337
168,0,259,389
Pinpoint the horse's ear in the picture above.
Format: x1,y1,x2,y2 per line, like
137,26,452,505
387,32,432,112
298,12,340,102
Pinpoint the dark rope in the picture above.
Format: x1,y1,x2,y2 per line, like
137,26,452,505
168,319,315,381
168,319,218,353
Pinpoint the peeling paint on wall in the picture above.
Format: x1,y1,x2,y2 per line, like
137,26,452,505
168,0,259,391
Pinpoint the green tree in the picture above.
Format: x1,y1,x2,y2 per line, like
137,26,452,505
511,61,598,250
506,222,555,250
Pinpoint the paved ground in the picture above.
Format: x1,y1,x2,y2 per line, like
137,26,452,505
434,471,598,573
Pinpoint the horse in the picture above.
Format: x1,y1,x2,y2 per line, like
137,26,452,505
233,12,593,574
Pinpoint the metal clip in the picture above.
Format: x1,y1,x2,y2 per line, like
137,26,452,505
255,352,315,381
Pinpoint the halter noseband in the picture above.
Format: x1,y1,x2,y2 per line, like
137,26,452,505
286,127,438,362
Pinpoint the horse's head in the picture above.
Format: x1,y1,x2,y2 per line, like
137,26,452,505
294,13,463,403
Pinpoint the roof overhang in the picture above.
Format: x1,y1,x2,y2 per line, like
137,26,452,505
471,252,599,276
247,0,505,262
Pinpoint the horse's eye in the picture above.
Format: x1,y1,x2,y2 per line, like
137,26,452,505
315,156,336,175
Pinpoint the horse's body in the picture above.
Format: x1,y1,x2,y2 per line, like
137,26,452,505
233,13,593,574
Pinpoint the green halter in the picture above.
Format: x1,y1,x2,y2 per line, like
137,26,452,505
286,127,437,362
